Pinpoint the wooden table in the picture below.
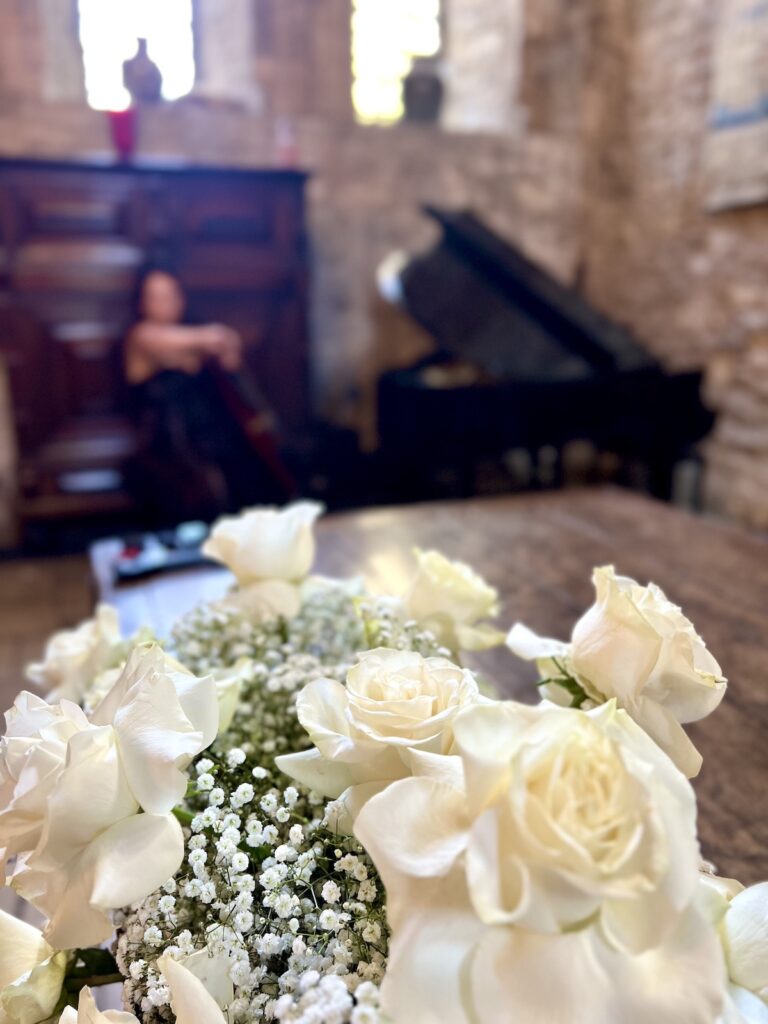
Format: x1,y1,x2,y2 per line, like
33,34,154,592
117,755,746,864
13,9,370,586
91,487,768,886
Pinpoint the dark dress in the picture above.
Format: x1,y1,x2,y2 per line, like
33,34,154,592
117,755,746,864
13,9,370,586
127,368,286,525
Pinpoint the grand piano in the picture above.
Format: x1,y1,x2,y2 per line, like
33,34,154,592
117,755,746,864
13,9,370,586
377,207,714,499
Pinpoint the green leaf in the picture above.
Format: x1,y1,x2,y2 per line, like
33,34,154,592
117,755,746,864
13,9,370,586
536,660,589,709
67,948,119,979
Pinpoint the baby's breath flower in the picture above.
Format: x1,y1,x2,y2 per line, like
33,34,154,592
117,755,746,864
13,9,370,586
232,783,254,807
260,793,278,816
231,852,249,873
143,925,163,947
116,581,391,1024
319,909,340,931
322,881,341,905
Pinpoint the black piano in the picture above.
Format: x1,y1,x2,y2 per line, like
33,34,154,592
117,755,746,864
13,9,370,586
377,207,714,499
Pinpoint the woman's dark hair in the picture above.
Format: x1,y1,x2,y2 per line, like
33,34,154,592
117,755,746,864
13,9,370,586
132,251,182,316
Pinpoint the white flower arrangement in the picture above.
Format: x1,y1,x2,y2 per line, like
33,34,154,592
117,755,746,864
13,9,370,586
0,502,765,1024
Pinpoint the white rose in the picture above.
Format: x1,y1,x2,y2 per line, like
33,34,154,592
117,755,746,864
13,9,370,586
202,501,323,587
25,605,122,703
169,945,233,1011
507,565,726,776
699,874,768,1023
58,961,225,1024
88,645,218,813
9,645,218,948
276,648,482,825
93,655,242,737
0,910,68,1024
83,666,123,713
355,700,725,1024
366,874,723,1024
158,956,227,1024
363,699,702,949
403,549,503,652
59,987,139,1024
0,693,90,875
212,580,306,622
210,659,251,734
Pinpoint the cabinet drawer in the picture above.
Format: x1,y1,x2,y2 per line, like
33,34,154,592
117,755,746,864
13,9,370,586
2,170,138,241
169,176,304,250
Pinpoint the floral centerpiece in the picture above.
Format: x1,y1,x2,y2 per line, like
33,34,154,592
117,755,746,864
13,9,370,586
0,502,766,1024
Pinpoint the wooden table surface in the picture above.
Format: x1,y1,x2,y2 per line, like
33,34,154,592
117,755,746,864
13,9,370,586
92,487,768,886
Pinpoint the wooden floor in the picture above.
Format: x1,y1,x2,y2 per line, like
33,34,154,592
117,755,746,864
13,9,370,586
0,555,92,714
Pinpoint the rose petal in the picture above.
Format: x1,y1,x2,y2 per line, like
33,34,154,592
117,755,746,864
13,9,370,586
215,580,302,621
0,949,68,1024
505,623,570,662
378,870,487,1024
468,907,724,1024
724,883,768,995
0,908,53,987
355,776,469,927
275,747,357,798
30,726,138,869
202,501,323,585
91,646,218,814
724,983,768,1024
159,955,227,1024
295,679,379,763
88,812,184,910
30,812,184,949
627,695,704,778
175,947,234,1010
451,702,535,810
61,986,140,1024
454,622,506,651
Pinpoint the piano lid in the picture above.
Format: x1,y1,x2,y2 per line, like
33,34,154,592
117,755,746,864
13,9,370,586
393,207,655,384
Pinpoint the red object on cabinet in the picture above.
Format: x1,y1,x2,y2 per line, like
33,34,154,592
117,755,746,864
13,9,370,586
107,108,138,162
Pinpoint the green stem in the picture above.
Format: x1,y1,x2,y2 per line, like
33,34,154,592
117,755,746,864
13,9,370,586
65,973,124,992
173,806,194,825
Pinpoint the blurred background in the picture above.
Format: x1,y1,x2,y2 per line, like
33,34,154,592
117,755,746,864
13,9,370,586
0,0,766,557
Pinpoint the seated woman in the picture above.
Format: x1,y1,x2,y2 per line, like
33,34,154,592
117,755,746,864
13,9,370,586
125,269,293,525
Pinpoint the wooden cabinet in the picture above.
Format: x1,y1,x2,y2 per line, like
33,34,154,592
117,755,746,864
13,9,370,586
0,158,309,526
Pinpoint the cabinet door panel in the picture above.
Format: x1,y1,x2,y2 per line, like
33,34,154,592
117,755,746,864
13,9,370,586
174,180,273,244
12,240,142,293
4,170,138,241
51,324,126,419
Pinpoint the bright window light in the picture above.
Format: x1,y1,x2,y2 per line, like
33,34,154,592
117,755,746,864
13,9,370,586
352,0,441,124
78,0,195,111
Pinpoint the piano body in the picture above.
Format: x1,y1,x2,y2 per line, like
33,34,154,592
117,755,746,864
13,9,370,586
377,207,714,498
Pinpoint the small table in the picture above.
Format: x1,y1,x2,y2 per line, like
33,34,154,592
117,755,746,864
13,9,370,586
90,487,768,885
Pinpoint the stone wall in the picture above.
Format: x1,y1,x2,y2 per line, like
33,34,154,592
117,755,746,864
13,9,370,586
575,0,768,528
442,0,525,133
581,0,768,371
511,0,768,528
